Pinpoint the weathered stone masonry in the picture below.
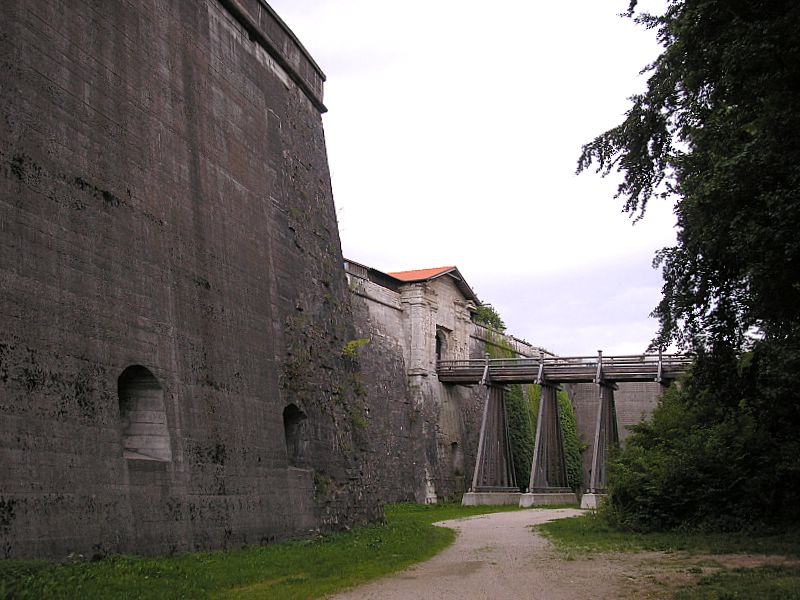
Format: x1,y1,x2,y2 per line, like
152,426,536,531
1,0,379,559
345,260,548,503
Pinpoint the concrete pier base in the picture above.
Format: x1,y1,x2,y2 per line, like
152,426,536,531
519,492,578,507
462,492,522,506
580,493,606,509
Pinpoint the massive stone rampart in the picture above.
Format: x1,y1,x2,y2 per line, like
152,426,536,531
0,0,376,559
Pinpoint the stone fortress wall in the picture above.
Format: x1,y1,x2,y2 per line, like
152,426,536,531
0,0,666,559
0,0,380,559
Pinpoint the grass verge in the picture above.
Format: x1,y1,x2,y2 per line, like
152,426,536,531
675,566,800,600
538,512,800,556
0,503,519,600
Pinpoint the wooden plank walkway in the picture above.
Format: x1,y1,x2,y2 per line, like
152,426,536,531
437,352,692,385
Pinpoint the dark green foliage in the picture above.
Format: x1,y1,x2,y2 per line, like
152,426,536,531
558,390,583,494
578,0,800,531
579,0,800,350
604,349,800,531
503,383,537,490
472,304,506,332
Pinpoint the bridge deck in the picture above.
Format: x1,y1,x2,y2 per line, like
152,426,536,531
437,353,692,385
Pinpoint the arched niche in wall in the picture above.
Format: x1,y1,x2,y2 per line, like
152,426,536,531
435,327,450,362
283,403,308,467
450,440,465,476
118,365,172,461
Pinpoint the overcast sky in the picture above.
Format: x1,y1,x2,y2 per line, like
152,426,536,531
269,0,676,356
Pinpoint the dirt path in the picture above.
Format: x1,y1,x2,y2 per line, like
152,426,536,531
327,509,794,600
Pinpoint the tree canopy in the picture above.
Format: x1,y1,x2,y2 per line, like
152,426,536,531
579,0,800,351
579,0,800,530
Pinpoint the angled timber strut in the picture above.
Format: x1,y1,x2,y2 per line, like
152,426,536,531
455,351,692,507
470,384,517,494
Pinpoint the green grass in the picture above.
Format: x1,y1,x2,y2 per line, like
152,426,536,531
538,512,800,556
675,566,800,600
0,503,519,600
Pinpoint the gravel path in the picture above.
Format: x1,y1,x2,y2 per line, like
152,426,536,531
327,508,800,600
327,508,642,600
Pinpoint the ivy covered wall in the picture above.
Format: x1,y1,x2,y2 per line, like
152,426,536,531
484,331,584,493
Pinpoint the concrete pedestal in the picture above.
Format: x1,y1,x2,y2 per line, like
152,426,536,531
461,491,522,506
519,492,578,507
580,493,606,509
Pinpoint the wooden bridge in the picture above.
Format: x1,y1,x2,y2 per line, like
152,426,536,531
446,352,692,508
437,351,693,385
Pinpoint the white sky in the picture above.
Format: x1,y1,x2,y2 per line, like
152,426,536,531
269,0,676,356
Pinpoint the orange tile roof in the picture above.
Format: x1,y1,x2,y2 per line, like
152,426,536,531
387,266,456,282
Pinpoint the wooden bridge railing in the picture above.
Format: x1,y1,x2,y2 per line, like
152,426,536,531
438,351,692,385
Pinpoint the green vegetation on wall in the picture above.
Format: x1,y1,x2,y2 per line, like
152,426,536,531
503,382,538,491
558,390,583,493
341,337,370,359
484,331,583,492
472,304,506,332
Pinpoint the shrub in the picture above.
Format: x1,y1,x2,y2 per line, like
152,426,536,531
603,344,800,531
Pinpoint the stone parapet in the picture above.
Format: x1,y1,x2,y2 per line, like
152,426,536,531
217,0,327,111
470,324,553,358
348,276,403,312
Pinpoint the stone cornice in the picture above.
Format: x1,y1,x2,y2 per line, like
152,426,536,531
217,0,327,112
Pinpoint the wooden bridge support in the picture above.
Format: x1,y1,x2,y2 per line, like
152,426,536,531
581,382,619,509
462,384,520,506
440,351,689,509
519,384,578,506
